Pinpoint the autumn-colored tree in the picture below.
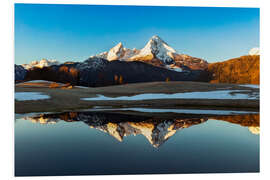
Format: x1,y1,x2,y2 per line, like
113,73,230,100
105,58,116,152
59,66,69,73
49,82,60,88
208,55,259,84
69,67,78,78
166,77,170,82
69,112,78,119
119,75,123,84
114,75,118,83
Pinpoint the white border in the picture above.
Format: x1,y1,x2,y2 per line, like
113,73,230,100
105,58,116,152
13,0,260,8
2,0,270,180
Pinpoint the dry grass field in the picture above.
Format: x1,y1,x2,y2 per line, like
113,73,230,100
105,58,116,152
15,81,259,114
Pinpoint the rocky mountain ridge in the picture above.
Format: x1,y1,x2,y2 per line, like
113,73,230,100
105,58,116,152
93,35,208,71
22,57,207,87
14,36,260,86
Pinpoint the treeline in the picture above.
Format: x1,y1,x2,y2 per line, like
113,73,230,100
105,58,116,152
25,65,80,85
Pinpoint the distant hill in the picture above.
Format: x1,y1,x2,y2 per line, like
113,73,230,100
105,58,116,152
17,55,260,87
207,55,260,85
23,57,208,87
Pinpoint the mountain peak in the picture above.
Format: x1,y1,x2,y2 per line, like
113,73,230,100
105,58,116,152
150,35,162,40
111,42,123,50
115,42,123,48
91,35,207,71
152,35,168,42
107,42,124,61
133,35,176,63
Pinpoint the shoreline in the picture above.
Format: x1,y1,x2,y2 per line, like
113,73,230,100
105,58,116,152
15,81,259,114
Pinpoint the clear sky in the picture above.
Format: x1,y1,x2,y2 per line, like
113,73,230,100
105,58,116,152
15,4,259,64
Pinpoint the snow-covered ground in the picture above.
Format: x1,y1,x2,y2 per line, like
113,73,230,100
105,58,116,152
82,90,259,101
118,108,257,115
87,107,257,115
19,80,62,84
25,80,52,83
15,92,50,101
239,84,259,89
75,86,90,89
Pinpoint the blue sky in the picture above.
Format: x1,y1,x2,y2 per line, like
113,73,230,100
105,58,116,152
15,4,259,64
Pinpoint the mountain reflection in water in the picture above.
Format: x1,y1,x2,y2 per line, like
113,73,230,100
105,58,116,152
22,111,260,148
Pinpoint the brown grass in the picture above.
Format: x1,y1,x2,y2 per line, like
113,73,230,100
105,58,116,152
49,82,60,88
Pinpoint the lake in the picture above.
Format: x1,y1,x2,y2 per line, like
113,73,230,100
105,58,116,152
15,110,260,176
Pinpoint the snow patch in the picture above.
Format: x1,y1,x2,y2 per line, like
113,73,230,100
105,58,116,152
239,84,259,89
15,92,50,101
75,86,90,89
20,80,65,85
24,80,54,83
82,90,259,101
113,108,257,115
166,64,183,72
84,107,257,115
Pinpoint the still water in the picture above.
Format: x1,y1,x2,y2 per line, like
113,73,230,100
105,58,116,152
15,110,259,176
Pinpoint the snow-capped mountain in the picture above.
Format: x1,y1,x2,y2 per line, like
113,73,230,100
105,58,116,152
16,36,209,86
22,59,59,69
249,47,260,56
129,35,176,64
94,42,140,61
92,35,208,71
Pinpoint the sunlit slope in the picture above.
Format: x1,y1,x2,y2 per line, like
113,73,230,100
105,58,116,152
208,55,259,84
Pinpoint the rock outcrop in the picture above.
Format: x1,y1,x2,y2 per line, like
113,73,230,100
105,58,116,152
15,65,27,82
